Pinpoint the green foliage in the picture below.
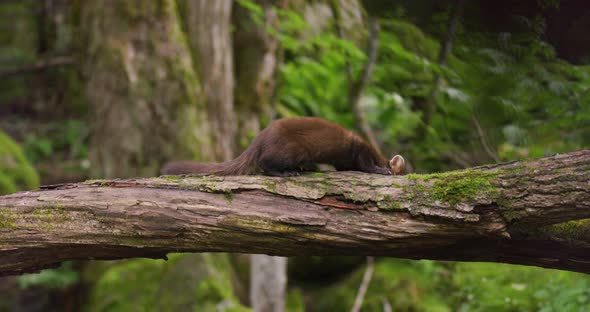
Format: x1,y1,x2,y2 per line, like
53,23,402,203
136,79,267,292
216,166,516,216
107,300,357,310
451,263,590,312
272,1,589,171
272,6,451,156
278,36,359,126
271,4,590,311
446,44,590,164
297,259,590,312
275,18,365,127
237,0,361,128
17,262,79,289
22,120,89,164
0,0,38,102
0,131,39,194
410,11,589,169
86,254,250,312
309,259,450,312
286,288,305,312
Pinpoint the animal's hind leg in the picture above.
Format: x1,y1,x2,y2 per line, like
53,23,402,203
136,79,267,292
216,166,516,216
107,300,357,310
258,148,303,176
264,170,301,177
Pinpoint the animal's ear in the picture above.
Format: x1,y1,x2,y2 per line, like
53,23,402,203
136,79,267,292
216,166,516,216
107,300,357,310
389,155,406,175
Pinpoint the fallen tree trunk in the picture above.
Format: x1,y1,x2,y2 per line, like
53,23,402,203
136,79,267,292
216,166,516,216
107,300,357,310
0,150,589,276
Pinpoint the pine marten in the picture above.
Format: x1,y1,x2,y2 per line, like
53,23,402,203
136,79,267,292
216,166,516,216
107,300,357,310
162,117,405,176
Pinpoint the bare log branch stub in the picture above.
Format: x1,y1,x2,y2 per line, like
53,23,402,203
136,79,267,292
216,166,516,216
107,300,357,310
0,150,589,276
0,56,76,80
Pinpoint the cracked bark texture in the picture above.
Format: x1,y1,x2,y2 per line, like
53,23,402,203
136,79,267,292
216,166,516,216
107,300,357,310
233,0,284,143
79,0,212,178
186,0,236,161
0,150,589,276
232,2,289,309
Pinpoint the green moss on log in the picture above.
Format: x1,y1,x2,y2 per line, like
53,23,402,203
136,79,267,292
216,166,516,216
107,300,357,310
0,209,17,230
541,219,590,241
406,169,500,204
31,206,72,230
223,192,233,204
84,179,111,186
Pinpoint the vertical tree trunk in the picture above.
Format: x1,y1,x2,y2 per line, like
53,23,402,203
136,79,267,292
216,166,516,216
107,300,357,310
78,0,213,179
233,2,287,311
250,255,287,312
186,0,236,161
233,0,282,146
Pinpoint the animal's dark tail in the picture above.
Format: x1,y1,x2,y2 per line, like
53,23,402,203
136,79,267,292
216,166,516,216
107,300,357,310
161,143,260,176
213,142,259,175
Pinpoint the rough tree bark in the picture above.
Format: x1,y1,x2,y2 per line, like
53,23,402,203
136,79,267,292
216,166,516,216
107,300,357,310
233,0,283,142
0,150,589,277
233,2,288,310
249,254,287,312
78,0,212,178
186,0,236,161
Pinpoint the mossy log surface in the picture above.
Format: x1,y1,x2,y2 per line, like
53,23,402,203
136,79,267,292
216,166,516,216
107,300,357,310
0,150,589,276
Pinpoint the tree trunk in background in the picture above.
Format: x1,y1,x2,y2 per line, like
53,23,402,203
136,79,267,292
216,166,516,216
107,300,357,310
234,2,286,311
186,0,236,161
78,0,213,179
331,0,365,44
412,0,466,143
233,0,282,146
250,255,287,312
330,0,381,150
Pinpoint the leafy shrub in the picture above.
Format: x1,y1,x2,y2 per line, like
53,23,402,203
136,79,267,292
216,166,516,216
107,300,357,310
0,131,39,194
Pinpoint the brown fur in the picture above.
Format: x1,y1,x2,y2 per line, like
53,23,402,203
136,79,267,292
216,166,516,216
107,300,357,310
161,117,397,176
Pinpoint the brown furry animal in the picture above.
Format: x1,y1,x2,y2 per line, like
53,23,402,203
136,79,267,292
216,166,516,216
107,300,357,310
162,117,405,176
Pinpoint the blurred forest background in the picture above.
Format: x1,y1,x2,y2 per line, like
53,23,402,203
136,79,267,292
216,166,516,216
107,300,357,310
1,0,589,311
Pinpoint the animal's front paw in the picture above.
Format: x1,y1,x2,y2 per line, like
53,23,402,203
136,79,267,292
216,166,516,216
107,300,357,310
372,167,392,175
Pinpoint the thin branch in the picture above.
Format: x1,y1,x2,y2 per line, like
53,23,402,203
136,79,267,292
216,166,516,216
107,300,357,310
444,150,472,168
0,56,76,79
348,15,380,149
330,2,379,149
472,115,500,163
382,298,392,312
330,0,353,84
414,0,466,141
351,256,375,312
437,0,466,67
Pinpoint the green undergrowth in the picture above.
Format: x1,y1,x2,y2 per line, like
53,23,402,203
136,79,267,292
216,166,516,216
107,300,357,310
308,259,450,311
451,262,590,311
86,253,251,312
541,219,590,241
18,261,79,290
298,258,590,311
0,131,39,195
